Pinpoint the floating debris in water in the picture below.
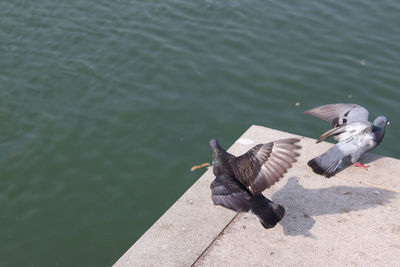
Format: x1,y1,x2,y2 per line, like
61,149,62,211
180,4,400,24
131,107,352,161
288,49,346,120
361,59,366,65
295,102,301,106
190,162,210,171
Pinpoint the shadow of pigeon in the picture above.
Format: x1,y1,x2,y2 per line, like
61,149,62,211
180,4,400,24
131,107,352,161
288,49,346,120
332,153,385,175
272,177,397,237
358,152,385,165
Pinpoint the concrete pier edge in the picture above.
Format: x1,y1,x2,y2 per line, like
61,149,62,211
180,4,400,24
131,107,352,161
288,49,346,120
114,125,400,266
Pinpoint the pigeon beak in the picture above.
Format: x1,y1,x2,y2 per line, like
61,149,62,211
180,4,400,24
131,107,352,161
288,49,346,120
387,121,391,126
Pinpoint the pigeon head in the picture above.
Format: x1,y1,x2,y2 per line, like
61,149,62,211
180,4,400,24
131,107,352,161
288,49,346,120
209,139,220,150
373,116,390,129
372,116,389,144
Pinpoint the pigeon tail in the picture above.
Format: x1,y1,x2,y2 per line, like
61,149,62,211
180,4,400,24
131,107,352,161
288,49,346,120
307,145,345,178
250,194,285,229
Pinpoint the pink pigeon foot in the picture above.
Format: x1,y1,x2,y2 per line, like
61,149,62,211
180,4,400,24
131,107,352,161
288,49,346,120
353,162,369,170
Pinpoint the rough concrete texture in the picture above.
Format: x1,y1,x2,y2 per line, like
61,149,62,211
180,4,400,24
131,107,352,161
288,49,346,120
114,125,400,267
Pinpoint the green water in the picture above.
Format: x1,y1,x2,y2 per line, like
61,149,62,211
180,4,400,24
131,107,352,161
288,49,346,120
1,0,399,265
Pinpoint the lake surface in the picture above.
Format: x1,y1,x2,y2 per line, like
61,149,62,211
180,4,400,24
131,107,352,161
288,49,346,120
1,0,399,265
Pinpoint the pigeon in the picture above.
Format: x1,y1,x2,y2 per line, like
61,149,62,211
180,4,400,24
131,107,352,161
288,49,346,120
304,103,390,178
209,138,301,229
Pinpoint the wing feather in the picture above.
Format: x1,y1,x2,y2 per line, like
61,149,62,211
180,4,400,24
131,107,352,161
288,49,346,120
304,103,369,127
232,138,301,195
317,122,373,143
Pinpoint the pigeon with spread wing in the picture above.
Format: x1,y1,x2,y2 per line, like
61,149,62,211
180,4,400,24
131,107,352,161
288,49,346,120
209,138,301,229
304,103,390,178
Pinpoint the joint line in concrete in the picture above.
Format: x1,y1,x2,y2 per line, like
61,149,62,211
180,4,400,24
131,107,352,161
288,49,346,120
191,213,239,266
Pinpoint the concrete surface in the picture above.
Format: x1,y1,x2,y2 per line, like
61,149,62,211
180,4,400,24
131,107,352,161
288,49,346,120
114,125,400,267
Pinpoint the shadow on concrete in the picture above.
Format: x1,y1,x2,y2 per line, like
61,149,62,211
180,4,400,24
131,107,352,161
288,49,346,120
359,153,385,164
272,177,397,237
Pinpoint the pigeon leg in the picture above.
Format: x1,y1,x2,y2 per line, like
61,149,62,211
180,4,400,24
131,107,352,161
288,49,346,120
353,162,369,169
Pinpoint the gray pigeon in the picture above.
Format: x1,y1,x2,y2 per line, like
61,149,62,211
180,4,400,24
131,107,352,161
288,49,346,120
209,138,301,229
304,103,390,178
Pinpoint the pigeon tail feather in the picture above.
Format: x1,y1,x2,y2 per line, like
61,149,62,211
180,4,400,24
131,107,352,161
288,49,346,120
250,194,285,229
308,145,344,178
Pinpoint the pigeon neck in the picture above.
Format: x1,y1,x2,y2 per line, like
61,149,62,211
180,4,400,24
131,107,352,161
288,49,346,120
211,149,223,166
372,125,385,143
211,145,230,167
211,148,233,176
372,125,381,132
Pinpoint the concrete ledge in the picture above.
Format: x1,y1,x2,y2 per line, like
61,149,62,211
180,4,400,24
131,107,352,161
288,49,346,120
114,125,400,266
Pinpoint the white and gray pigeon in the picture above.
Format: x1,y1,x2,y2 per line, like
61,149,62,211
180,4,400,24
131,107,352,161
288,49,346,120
304,103,390,178
209,138,301,229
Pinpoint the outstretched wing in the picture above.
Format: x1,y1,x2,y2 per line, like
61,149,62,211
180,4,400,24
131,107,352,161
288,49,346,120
210,174,252,212
231,138,301,196
304,103,369,127
317,121,373,143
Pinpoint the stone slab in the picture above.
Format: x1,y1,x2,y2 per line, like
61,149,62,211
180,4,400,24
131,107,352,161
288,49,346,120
114,125,400,267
